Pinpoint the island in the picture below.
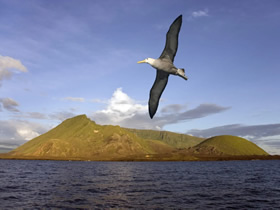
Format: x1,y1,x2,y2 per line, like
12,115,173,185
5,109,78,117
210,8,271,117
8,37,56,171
1,115,279,161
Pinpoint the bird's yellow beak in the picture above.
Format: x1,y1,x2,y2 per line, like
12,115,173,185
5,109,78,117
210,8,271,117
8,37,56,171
137,60,146,64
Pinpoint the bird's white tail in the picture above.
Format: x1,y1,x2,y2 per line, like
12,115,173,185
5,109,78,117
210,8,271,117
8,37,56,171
177,68,188,80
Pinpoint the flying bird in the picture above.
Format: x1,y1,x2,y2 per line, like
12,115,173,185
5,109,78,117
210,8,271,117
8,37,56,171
137,15,188,119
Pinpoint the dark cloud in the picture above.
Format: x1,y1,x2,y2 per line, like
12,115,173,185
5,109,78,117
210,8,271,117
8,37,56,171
187,124,280,155
0,55,28,87
91,88,230,130
161,104,185,113
187,124,280,139
172,104,230,123
92,103,230,130
0,69,12,86
0,98,20,112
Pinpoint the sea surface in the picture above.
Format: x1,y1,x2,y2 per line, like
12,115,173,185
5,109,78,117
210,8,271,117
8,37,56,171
0,160,280,209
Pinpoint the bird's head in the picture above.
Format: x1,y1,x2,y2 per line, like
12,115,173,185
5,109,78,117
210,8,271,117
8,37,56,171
137,58,155,65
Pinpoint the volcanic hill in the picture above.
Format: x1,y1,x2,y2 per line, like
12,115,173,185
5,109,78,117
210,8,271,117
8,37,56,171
6,115,270,161
189,135,268,156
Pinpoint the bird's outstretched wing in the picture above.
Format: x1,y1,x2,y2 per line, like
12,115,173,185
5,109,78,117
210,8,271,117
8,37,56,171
149,70,169,118
159,15,182,62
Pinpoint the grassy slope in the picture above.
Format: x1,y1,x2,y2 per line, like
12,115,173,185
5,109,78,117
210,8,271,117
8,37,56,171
195,135,269,156
11,115,97,155
127,128,205,148
9,115,270,160
11,115,173,158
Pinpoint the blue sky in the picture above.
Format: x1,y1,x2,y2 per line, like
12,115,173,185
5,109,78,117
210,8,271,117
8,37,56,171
0,0,280,154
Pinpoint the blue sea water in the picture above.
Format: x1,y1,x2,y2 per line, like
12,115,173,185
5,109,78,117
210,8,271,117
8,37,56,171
0,160,280,209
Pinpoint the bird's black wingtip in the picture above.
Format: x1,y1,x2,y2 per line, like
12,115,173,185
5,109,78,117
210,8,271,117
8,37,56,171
149,110,155,119
174,14,182,22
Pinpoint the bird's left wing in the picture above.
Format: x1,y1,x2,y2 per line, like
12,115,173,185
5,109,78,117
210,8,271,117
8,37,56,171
149,70,169,119
159,15,182,62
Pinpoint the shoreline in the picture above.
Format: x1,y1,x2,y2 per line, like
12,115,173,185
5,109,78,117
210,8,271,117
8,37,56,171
0,154,279,162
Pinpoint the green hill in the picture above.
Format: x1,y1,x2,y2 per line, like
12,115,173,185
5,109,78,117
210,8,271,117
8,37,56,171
193,135,269,156
10,115,174,160
126,129,205,148
7,115,270,161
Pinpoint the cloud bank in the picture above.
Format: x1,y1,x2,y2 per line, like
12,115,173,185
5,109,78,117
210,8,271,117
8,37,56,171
187,124,280,155
1,88,278,155
91,88,230,130
90,88,279,154
188,124,280,139
0,120,48,142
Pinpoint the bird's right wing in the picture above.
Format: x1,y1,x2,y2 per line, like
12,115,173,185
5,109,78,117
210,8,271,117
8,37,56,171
159,15,182,62
149,70,169,119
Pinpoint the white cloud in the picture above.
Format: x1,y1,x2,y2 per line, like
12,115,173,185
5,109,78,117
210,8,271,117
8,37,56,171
0,55,28,86
0,97,20,112
0,120,48,142
91,88,229,130
92,88,147,124
191,9,209,18
0,55,27,72
17,128,40,141
62,97,85,102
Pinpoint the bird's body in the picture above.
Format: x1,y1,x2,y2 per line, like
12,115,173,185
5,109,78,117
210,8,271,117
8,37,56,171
148,58,176,74
145,57,187,78
137,15,187,119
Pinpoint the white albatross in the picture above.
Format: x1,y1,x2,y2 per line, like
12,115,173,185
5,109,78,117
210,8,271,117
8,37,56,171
137,15,188,119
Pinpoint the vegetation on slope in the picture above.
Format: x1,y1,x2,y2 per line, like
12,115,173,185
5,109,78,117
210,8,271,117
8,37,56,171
10,115,174,159
193,135,269,156
7,115,270,161
127,128,205,148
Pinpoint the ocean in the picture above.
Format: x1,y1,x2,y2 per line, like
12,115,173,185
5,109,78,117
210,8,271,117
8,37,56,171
0,159,280,209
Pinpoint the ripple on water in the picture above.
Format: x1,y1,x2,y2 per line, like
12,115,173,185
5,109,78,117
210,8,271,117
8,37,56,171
0,160,280,209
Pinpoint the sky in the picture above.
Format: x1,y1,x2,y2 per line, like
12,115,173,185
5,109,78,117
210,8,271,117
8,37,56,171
0,0,280,154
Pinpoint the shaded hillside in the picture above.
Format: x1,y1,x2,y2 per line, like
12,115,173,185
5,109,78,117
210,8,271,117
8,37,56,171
192,135,269,156
10,115,174,159
127,129,205,148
